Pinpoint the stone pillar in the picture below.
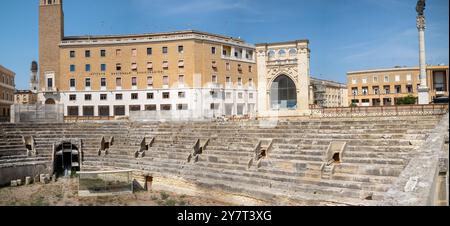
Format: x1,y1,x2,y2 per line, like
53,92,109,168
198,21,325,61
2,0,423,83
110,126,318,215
417,15,430,104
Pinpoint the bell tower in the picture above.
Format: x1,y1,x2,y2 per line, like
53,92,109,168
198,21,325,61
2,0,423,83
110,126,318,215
39,0,64,93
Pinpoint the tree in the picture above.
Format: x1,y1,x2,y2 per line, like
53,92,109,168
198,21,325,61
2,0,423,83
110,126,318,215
396,95,417,105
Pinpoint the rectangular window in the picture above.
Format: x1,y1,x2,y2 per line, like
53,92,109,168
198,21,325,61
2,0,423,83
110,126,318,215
373,86,380,95
85,50,91,58
101,64,106,71
406,74,412,81
395,85,402,94
351,78,357,85
85,64,91,72
145,105,157,111
384,75,389,82
211,47,216,54
131,93,138,100
178,60,184,68
249,66,253,73
147,48,152,55
238,78,242,86
163,61,169,69
162,47,168,54
100,50,106,57
384,85,390,94
373,76,378,83
130,105,141,112
69,94,76,101
70,65,75,72
178,45,184,53
249,78,253,87
70,51,75,58
249,93,254,99
131,48,137,57
238,92,243,99
212,75,217,83
362,87,368,95
177,104,188,110
226,92,232,99
67,106,79,116
362,78,367,84
407,85,413,93
101,78,106,87
47,78,53,88
161,104,171,111
226,77,231,84
147,76,153,87
85,78,91,87
178,75,184,84
116,49,121,56
210,103,219,110
70,78,76,88
178,92,185,98
147,93,154,99
395,75,401,82
226,63,230,71
115,94,123,100
98,106,110,116
147,62,153,71
85,94,92,101
100,94,107,100
163,92,170,99
116,77,122,87
163,76,169,86
113,106,125,116
116,63,122,71
131,62,137,71
132,77,137,86
352,88,358,96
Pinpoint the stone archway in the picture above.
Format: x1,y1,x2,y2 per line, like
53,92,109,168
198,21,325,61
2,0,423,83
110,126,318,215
45,98,56,105
270,75,297,110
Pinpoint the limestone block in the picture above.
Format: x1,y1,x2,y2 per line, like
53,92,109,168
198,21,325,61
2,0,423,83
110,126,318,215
16,179,22,186
25,177,32,185
11,180,18,187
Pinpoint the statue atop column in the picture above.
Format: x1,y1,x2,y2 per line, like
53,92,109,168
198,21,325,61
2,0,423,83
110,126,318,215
416,0,426,30
416,0,426,16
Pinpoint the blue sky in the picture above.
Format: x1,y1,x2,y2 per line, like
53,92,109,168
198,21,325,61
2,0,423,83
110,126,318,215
0,0,448,90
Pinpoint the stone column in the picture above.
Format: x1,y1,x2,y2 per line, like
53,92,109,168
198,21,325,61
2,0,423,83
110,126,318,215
417,15,430,104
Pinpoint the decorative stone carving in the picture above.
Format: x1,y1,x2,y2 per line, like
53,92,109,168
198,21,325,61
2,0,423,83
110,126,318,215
416,16,426,30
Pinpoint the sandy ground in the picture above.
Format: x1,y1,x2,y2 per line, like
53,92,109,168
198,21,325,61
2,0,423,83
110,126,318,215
0,177,231,206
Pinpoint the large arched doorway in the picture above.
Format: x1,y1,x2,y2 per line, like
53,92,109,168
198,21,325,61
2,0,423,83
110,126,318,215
45,98,56,105
270,75,297,110
54,142,80,177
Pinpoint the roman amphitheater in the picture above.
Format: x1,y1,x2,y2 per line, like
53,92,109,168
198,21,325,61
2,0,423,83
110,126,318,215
0,107,448,206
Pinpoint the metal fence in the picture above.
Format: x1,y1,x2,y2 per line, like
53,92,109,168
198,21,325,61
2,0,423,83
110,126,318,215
11,104,64,123
311,104,449,118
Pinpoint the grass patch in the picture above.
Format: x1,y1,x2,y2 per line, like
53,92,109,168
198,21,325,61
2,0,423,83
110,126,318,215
160,192,169,200
165,199,177,206
31,197,49,206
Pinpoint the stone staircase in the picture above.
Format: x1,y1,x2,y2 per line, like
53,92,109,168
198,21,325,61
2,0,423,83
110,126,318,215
0,115,445,205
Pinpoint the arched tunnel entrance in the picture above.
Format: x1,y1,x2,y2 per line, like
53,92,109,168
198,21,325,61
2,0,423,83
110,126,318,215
54,142,80,177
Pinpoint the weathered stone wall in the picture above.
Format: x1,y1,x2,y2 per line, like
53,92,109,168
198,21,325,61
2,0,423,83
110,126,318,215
0,163,50,187
382,113,449,206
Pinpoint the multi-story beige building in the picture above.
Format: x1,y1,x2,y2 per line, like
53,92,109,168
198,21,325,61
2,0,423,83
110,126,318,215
347,65,449,106
0,65,15,121
38,0,257,118
310,77,348,108
15,90,38,105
